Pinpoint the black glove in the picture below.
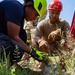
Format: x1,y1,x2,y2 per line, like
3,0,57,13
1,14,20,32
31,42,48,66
30,47,49,62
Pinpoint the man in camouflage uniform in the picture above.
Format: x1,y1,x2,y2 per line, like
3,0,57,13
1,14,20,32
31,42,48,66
32,0,70,55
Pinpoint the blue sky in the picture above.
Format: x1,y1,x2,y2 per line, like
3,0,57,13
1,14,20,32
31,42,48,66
0,0,75,25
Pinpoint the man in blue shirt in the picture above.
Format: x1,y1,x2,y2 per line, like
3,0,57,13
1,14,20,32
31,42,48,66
0,0,47,64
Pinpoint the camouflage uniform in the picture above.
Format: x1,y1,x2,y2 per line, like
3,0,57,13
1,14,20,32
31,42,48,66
33,18,70,55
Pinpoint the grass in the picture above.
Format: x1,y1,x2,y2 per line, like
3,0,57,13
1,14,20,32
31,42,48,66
0,32,75,75
0,48,42,75
0,49,75,75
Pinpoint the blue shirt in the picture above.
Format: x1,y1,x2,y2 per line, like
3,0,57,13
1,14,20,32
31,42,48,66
0,0,27,42
0,0,24,35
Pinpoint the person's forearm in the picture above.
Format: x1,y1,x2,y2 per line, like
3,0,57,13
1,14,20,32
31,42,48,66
12,36,30,53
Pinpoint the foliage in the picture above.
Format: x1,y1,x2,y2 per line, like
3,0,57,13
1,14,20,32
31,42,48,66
0,47,11,75
0,31,75,75
0,49,41,75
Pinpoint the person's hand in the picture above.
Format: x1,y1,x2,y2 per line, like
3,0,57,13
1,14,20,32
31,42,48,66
48,29,61,42
30,47,49,62
38,39,49,53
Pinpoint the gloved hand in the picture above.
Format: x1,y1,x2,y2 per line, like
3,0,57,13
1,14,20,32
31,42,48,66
30,47,49,62
48,29,61,42
38,39,49,53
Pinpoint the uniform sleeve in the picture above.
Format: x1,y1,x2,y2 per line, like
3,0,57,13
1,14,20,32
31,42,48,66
62,20,70,31
61,20,70,38
34,20,44,37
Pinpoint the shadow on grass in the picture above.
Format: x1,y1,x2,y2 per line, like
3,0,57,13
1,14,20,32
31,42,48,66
14,64,41,75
